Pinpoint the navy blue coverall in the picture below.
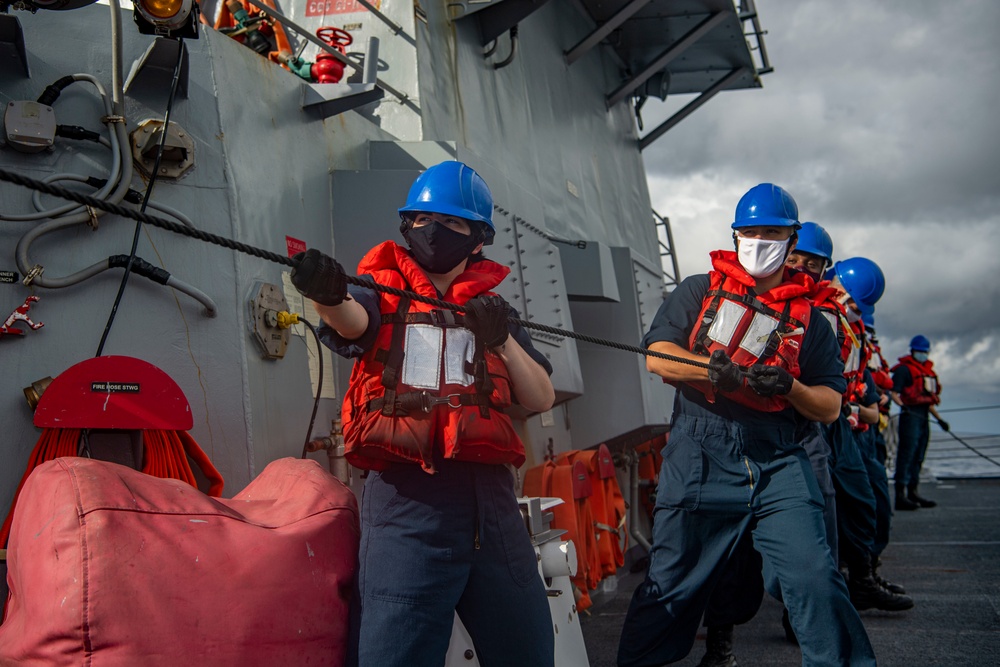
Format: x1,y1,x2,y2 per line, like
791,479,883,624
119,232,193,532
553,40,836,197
892,364,933,489
703,416,838,629
617,275,875,667
321,281,555,667
853,371,892,558
827,409,878,573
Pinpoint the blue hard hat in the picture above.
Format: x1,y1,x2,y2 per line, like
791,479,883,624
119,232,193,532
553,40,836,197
795,222,833,262
861,309,875,329
910,335,931,352
398,161,495,245
732,183,801,229
831,257,885,314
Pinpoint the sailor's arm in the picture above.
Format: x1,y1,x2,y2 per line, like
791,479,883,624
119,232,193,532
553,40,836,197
645,341,711,383
313,298,369,341
783,305,847,424
642,275,713,383
292,248,369,339
786,382,842,424
858,401,880,424
889,365,910,407
494,336,555,413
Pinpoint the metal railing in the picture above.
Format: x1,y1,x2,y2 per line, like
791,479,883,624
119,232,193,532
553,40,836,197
737,0,773,76
652,208,681,291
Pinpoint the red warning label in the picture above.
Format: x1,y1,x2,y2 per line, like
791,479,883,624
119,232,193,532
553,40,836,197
305,0,378,16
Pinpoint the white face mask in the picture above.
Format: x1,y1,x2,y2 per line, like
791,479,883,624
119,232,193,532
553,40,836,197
737,237,789,278
837,293,862,323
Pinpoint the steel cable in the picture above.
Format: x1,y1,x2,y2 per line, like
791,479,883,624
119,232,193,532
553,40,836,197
0,168,710,370
934,423,1000,468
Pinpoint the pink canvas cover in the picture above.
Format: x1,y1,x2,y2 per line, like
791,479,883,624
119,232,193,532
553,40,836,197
0,457,359,666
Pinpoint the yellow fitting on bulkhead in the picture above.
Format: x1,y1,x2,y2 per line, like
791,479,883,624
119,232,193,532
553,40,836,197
276,311,300,329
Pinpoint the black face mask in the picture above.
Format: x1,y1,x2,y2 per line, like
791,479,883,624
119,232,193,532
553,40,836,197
403,222,481,274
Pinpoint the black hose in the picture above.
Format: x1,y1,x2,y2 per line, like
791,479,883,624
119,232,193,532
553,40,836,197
95,37,185,357
108,255,170,284
300,318,323,459
56,125,103,143
493,25,519,70
37,76,75,106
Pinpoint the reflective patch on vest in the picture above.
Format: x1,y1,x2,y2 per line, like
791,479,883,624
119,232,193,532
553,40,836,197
445,328,475,387
708,300,747,347
739,311,779,358
402,324,443,390
844,342,861,373
822,311,838,334
924,376,938,394
868,351,882,370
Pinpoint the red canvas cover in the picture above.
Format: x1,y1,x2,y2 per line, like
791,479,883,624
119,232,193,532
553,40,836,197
0,457,359,666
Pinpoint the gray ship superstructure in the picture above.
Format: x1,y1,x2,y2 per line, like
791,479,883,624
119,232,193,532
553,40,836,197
0,0,772,659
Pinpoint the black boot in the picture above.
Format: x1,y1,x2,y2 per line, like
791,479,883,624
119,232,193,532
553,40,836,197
895,484,920,511
873,557,907,595
697,624,738,667
780,608,799,646
848,556,914,611
908,484,937,508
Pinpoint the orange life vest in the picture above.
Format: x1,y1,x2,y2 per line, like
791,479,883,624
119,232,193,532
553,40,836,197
522,458,599,611
865,334,894,414
809,282,870,408
892,355,941,407
340,241,524,474
687,250,813,412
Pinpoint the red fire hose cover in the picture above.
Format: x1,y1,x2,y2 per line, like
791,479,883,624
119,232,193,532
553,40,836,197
0,457,359,667
33,355,193,430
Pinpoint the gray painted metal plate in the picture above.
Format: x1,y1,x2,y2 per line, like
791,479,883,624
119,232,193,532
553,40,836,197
571,0,761,94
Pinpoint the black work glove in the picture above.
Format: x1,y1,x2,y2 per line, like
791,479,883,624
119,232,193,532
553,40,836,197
463,295,511,349
707,350,742,393
746,364,795,397
291,249,348,307
937,419,950,432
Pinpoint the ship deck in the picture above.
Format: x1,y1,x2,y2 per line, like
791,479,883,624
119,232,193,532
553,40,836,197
581,476,1000,666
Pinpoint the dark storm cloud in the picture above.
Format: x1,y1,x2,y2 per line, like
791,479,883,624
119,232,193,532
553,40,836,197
640,0,1000,224
640,0,1000,432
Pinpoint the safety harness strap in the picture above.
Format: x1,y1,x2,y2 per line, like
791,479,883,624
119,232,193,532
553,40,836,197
366,391,495,416
471,337,493,418
380,310,464,327
704,288,805,330
376,296,411,416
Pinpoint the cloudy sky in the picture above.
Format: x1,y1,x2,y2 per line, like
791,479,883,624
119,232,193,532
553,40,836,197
639,0,1000,435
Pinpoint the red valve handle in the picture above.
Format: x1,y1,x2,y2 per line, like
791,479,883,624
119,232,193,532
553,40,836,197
316,26,353,49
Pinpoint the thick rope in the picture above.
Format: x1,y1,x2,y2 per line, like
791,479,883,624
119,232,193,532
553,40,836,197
0,168,709,369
